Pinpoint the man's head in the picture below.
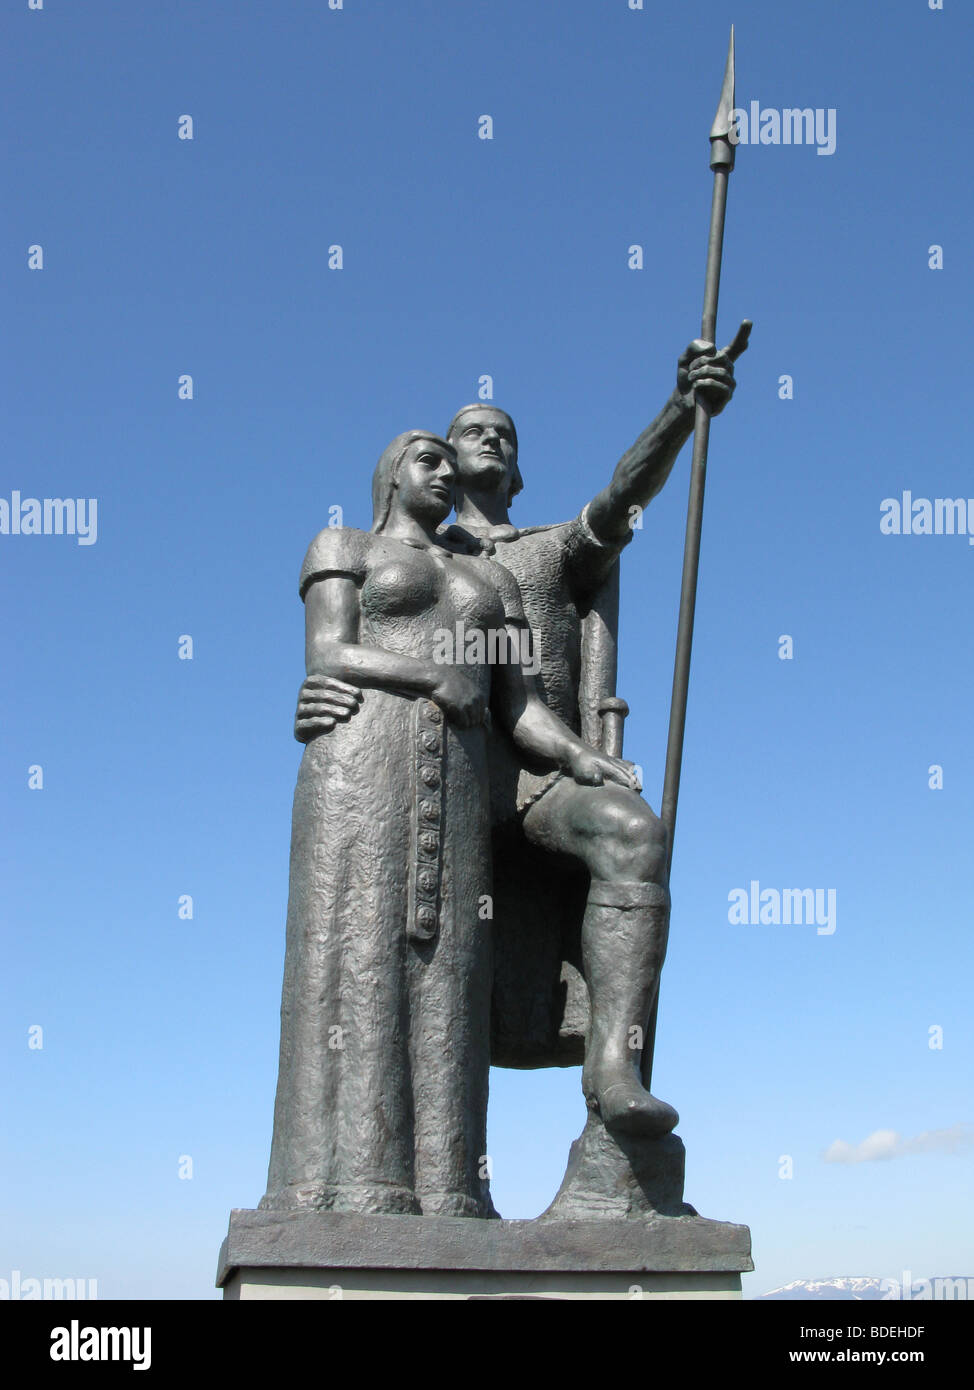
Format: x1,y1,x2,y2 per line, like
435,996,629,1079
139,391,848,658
446,405,523,507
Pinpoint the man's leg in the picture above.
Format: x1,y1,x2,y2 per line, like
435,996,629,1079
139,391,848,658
522,779,679,1138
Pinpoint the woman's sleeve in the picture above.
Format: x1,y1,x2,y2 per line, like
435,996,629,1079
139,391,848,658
490,557,528,626
299,527,368,600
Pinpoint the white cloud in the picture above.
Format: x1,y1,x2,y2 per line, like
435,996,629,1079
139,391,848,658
823,1125,973,1164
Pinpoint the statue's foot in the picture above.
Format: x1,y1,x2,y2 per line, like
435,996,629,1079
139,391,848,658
419,1190,494,1219
585,1074,679,1139
259,1180,422,1215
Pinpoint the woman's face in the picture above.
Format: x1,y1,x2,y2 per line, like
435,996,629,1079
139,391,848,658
395,441,457,524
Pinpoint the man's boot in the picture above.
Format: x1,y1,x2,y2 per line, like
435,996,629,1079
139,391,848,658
580,880,679,1138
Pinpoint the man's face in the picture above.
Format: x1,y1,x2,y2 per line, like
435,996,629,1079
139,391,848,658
450,409,517,497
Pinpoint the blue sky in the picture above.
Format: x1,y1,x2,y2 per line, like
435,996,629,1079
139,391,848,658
2,0,971,1299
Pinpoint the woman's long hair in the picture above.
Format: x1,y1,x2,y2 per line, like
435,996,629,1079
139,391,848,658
371,430,456,533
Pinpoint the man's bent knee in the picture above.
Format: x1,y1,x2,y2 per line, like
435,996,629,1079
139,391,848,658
579,787,668,885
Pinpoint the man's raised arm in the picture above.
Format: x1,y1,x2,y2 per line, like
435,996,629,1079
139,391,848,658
586,335,744,543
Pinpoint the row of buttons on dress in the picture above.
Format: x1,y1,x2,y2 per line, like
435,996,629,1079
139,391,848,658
410,700,444,941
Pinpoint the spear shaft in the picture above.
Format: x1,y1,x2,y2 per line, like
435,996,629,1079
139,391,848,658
642,27,749,1089
660,165,731,856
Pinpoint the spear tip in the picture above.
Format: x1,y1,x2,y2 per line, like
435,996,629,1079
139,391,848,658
709,25,736,142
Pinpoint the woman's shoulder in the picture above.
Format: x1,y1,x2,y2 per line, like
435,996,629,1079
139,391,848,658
299,525,380,598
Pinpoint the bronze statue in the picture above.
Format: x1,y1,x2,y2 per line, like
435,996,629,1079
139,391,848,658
262,28,753,1230
218,34,756,1299
291,336,743,1211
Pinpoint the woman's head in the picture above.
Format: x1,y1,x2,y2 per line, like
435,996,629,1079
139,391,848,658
371,431,457,533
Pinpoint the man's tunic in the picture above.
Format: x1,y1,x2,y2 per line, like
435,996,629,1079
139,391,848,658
478,503,632,825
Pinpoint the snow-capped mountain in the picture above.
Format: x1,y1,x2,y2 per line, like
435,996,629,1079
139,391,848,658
761,1277,889,1300
760,1276,971,1301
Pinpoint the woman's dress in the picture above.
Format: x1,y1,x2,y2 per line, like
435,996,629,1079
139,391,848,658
261,525,524,1219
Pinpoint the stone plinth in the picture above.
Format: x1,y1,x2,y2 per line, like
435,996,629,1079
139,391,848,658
217,1208,752,1301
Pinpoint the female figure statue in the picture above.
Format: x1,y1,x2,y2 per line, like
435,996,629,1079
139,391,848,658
260,430,635,1219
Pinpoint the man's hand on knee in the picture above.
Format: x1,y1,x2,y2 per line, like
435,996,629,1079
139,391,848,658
565,745,641,792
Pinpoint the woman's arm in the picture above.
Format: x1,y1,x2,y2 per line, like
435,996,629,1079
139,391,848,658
306,575,439,695
492,623,639,789
299,576,486,733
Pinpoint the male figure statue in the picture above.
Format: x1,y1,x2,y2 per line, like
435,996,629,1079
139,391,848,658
296,337,741,1139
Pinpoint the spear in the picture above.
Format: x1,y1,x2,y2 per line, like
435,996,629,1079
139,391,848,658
642,27,751,1090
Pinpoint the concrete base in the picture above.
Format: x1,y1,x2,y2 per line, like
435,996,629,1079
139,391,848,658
217,1208,752,1301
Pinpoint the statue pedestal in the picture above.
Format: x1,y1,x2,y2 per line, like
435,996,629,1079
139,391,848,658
217,1208,752,1301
